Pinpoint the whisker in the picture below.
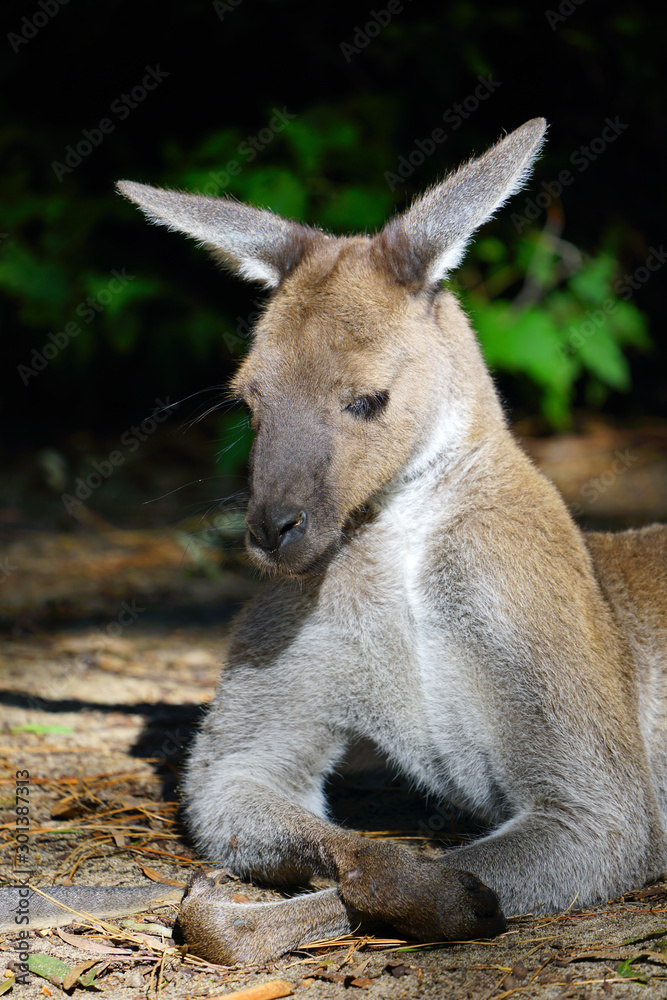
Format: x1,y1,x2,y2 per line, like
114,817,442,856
144,476,234,504
187,398,232,428
215,433,250,460
175,387,242,433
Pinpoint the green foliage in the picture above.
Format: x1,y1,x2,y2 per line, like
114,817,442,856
461,232,651,429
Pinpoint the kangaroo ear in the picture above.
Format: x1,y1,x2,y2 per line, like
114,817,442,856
116,181,321,289
372,117,547,290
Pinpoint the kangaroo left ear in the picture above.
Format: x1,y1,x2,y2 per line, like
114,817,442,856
372,117,547,291
116,181,322,289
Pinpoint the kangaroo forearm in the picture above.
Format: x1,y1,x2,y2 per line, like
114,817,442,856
184,779,364,884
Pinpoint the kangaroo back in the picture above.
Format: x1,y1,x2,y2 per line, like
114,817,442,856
587,524,667,653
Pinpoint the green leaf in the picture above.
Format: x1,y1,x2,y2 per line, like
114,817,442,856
474,301,580,429
577,326,631,390
79,966,101,987
610,301,651,349
475,303,564,387
540,385,574,431
569,254,616,305
617,956,648,982
27,953,72,981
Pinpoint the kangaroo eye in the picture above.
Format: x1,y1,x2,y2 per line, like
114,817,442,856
345,391,389,420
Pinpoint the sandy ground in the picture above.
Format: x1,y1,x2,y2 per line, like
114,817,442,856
3,621,667,1000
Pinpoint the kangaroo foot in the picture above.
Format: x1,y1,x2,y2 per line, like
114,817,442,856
178,873,353,965
337,840,506,941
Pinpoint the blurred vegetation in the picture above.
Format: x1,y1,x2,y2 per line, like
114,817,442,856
460,232,651,429
1,0,663,471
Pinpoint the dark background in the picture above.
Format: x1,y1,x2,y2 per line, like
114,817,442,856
2,0,665,490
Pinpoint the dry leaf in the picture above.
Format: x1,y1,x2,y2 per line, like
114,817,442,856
57,928,131,955
62,959,98,991
208,980,294,999
136,863,185,887
312,972,341,983
347,957,371,978
123,932,172,951
50,795,85,820
625,886,667,901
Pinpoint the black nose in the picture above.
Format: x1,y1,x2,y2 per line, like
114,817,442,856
247,505,308,553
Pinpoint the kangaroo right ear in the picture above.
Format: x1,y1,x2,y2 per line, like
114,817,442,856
115,181,321,289
373,117,547,291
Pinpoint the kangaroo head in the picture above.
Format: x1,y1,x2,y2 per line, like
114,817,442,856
118,118,545,575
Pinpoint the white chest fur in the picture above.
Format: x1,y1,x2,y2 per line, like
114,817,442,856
317,470,509,823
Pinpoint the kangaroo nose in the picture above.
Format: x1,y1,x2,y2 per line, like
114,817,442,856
247,505,308,553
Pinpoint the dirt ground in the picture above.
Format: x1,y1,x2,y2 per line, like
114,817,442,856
1,421,667,999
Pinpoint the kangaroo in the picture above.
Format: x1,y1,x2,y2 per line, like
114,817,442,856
112,116,667,964
3,119,665,966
